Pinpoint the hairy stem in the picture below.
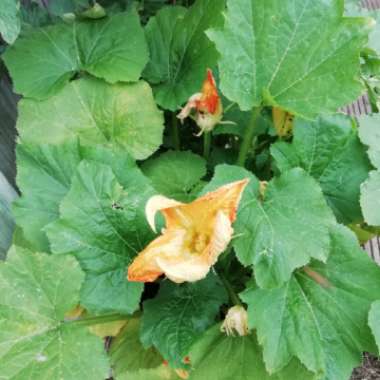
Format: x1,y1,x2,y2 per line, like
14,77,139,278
172,112,180,150
236,107,262,167
64,313,127,327
203,132,211,160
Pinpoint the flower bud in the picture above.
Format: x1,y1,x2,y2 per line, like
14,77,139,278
221,305,249,337
177,69,223,136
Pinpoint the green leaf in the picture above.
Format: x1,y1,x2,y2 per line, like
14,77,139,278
46,160,155,314
110,318,162,377
47,0,91,16
143,0,225,111
344,4,380,53
0,246,109,379
188,324,316,380
358,114,380,226
140,274,227,368
207,0,371,118
0,0,20,44
271,115,371,223
241,225,380,380
203,165,336,288
369,300,380,355
117,365,182,380
213,105,271,137
358,114,380,169
13,141,82,252
13,140,143,252
16,78,164,160
361,170,380,226
3,9,148,99
142,150,207,201
369,12,380,54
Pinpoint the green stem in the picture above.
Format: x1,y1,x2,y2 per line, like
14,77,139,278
236,107,262,167
172,113,180,150
203,132,211,160
64,313,127,327
217,270,242,306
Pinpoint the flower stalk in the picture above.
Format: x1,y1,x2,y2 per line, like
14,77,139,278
203,131,211,160
217,269,242,307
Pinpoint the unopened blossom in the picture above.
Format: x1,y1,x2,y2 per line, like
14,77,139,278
221,305,249,337
177,69,223,136
272,107,294,138
127,179,249,283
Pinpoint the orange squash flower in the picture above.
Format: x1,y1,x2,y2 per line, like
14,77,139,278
177,69,223,136
127,179,249,283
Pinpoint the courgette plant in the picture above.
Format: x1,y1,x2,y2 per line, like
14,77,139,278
1,0,380,379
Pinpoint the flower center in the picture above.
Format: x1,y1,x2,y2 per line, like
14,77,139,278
184,229,210,255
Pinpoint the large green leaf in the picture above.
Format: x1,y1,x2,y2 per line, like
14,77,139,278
361,170,380,226
241,225,380,380
140,274,227,368
207,0,371,118
110,318,162,378
46,160,155,314
13,141,142,252
143,0,225,111
0,246,109,379
16,78,164,160
344,3,380,53
369,300,380,355
13,141,82,252
188,324,316,380
0,0,20,44
271,115,371,223
358,114,380,226
142,150,207,201
46,0,90,16
3,8,148,99
358,114,380,169
202,165,336,289
117,365,182,380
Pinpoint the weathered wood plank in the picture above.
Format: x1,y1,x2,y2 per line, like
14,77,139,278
0,172,17,259
0,76,18,188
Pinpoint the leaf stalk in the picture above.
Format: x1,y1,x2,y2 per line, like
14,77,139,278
172,112,180,150
64,313,128,327
236,106,262,167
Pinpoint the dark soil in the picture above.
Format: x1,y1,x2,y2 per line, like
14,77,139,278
351,353,380,380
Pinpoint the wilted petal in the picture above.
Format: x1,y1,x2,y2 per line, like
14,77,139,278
272,107,294,137
221,306,249,337
177,69,223,134
177,93,202,123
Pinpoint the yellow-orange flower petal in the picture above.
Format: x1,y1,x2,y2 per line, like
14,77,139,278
177,69,223,135
145,195,183,232
127,179,249,283
196,69,221,115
